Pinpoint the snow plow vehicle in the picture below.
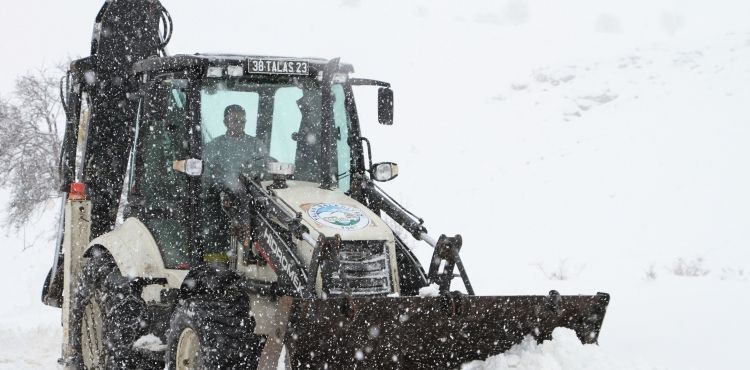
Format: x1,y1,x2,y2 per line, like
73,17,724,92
41,1,610,368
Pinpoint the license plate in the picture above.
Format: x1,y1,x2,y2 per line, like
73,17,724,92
247,59,309,75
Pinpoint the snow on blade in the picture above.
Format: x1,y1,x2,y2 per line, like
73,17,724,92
418,283,440,297
461,328,660,370
132,333,167,352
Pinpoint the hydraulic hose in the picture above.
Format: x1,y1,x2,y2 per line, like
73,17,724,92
158,3,173,54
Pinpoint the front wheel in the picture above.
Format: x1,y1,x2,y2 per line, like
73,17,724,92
165,299,261,369
174,327,203,369
69,249,150,369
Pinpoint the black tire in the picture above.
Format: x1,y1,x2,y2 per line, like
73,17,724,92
165,298,261,369
69,249,152,369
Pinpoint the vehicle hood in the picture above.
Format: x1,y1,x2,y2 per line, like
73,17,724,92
265,180,394,242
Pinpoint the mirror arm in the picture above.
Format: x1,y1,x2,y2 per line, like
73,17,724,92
359,137,373,171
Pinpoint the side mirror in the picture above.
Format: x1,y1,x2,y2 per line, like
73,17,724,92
370,162,399,182
377,87,394,125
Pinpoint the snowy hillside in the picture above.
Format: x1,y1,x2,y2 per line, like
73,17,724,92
1,0,749,369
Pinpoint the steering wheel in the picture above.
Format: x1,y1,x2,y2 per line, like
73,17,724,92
239,155,279,181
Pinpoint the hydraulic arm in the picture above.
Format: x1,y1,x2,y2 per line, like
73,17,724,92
59,0,171,237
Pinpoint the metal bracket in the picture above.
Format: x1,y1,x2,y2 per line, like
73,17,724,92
547,290,562,313
427,234,475,295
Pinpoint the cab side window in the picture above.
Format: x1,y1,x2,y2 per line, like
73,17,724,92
130,79,190,268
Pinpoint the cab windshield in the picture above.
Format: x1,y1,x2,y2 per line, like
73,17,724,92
199,78,351,193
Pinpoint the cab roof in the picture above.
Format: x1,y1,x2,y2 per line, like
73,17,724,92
132,54,354,75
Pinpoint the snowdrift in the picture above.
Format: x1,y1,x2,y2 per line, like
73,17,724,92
463,328,656,370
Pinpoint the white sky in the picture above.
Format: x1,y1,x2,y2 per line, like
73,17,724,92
3,0,749,93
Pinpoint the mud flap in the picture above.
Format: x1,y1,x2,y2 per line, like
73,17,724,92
275,292,609,369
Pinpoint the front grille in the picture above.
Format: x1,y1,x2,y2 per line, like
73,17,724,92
325,241,392,297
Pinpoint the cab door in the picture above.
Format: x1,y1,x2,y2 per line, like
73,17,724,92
127,77,192,268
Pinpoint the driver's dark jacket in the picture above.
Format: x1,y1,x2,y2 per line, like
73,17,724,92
203,133,268,191
201,133,268,254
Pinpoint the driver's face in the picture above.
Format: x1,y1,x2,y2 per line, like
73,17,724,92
224,110,246,138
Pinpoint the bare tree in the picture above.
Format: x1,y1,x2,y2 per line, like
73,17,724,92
671,257,709,277
0,68,64,231
534,258,586,280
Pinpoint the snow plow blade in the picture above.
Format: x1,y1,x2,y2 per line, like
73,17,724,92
267,292,610,369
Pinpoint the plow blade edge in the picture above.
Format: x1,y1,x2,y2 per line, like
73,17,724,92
271,292,609,369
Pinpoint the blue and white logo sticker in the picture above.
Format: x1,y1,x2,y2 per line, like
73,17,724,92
307,203,370,231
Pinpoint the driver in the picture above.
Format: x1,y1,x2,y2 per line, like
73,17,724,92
203,104,269,191
202,104,268,262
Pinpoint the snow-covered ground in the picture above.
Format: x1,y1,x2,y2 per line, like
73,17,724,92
1,1,749,369
463,328,654,370
0,204,61,370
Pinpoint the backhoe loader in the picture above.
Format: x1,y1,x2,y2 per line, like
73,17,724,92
41,1,609,368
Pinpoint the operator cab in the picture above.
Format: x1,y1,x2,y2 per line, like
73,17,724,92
126,54,368,269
